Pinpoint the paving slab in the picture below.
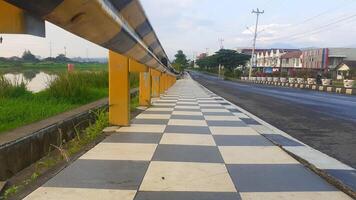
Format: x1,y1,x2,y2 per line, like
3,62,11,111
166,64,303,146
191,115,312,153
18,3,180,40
24,75,353,200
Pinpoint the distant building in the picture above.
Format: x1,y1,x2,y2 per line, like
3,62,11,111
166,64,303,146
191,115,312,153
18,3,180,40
236,48,269,56
256,49,299,73
197,53,208,60
335,60,356,80
302,48,356,70
280,51,302,73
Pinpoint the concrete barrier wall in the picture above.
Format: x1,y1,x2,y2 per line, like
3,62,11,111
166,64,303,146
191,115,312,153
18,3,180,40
0,89,138,180
236,79,356,95
0,99,108,180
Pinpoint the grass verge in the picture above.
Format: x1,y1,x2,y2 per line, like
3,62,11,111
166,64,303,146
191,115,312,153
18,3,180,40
0,108,109,200
0,71,139,133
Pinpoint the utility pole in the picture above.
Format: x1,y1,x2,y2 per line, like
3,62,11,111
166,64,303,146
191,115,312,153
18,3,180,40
49,41,52,57
218,38,224,49
249,8,264,79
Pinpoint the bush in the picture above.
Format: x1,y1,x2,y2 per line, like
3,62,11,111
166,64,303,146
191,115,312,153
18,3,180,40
0,75,30,98
46,71,108,103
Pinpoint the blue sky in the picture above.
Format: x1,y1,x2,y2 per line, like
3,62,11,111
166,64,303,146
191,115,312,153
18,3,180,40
1,0,356,60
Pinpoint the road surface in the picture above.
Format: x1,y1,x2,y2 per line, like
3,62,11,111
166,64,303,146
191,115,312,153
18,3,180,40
190,71,356,168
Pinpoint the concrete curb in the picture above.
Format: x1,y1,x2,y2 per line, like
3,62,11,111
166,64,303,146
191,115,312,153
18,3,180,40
0,181,6,194
0,89,139,181
197,80,356,198
239,79,356,95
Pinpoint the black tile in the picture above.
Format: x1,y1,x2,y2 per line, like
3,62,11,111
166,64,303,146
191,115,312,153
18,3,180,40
152,145,224,163
207,121,247,127
227,109,241,113
197,102,218,104
176,102,198,105
165,125,211,134
227,164,337,192
131,118,169,125
241,118,261,125
152,105,175,108
174,108,201,112
45,160,149,190
200,106,225,109
170,115,205,120
325,169,356,191
262,134,304,146
104,133,162,144
214,135,274,146
134,191,241,200
203,112,234,116
178,99,196,102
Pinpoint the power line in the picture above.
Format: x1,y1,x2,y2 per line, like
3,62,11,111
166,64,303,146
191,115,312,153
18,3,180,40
267,13,356,42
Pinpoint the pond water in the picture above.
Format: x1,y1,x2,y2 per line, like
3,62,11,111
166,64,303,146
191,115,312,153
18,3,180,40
4,71,57,93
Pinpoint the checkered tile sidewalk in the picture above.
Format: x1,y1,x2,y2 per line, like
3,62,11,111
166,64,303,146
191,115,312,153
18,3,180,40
25,77,352,200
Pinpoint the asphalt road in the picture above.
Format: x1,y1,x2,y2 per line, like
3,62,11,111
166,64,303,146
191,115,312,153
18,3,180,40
190,71,356,168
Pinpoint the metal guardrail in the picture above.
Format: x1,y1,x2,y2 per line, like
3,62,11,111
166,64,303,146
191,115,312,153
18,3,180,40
2,0,177,75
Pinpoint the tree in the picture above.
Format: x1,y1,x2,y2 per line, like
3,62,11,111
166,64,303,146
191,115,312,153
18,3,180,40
22,50,38,62
196,49,250,70
215,49,250,71
172,50,189,71
55,54,71,62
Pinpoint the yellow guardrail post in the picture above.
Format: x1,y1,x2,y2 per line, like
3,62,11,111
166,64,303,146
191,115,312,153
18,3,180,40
159,73,165,94
109,51,130,126
139,71,151,106
0,1,24,33
128,59,151,106
151,69,161,97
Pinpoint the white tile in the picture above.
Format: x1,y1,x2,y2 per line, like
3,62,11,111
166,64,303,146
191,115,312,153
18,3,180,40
155,100,177,103
117,124,166,133
80,143,157,161
224,105,238,109
152,103,175,107
218,146,299,164
102,126,120,132
179,98,196,101
146,107,173,111
204,116,241,121
168,119,207,126
198,100,218,103
209,126,259,135
176,102,198,105
201,109,229,113
199,104,222,107
250,125,274,134
136,114,171,119
233,113,250,118
140,161,236,192
172,111,203,116
24,188,136,200
160,133,216,146
175,105,200,109
240,191,353,200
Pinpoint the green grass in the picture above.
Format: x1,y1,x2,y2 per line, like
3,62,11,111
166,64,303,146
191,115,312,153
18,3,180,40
1,109,109,200
0,96,77,133
0,70,140,134
0,61,107,74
